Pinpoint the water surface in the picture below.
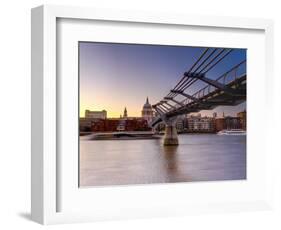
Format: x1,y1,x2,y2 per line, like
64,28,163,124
79,134,246,187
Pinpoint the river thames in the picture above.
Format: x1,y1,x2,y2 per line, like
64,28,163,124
79,134,246,187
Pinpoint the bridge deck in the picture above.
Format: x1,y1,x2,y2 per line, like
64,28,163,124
151,74,246,126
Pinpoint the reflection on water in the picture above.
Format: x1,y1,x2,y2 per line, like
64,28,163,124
79,134,246,187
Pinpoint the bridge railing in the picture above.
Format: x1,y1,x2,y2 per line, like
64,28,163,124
180,60,246,106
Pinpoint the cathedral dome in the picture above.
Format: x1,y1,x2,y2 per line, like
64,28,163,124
143,97,152,110
142,97,154,122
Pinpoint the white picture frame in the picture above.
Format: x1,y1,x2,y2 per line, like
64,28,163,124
31,5,274,225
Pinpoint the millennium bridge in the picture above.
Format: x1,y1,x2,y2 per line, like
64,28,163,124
150,48,246,145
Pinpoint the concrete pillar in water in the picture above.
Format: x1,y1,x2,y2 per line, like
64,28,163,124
163,123,178,146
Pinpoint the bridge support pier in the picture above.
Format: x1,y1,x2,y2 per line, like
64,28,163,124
163,123,178,146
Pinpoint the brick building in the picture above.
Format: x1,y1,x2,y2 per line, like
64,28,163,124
215,118,226,132
215,116,242,131
237,111,246,130
90,118,150,132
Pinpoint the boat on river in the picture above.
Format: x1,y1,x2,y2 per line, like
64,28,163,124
217,129,246,135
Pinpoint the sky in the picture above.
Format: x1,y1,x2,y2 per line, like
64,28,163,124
79,42,246,118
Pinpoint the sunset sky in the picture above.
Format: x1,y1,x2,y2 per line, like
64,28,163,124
79,42,246,118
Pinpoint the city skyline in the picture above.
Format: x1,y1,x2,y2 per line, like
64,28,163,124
79,42,246,118
81,105,244,119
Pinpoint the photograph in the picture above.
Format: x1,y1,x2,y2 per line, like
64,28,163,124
79,42,247,187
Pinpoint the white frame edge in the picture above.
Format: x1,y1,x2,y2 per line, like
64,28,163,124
31,4,274,225
31,6,44,224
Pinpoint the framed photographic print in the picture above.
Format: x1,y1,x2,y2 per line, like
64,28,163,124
78,42,247,187
31,5,274,224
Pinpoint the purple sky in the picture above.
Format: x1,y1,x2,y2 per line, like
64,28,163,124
79,42,246,118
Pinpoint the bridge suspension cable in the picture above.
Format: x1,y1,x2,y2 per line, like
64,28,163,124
172,48,226,94
166,48,211,98
167,48,218,98
177,49,233,93
164,47,234,101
